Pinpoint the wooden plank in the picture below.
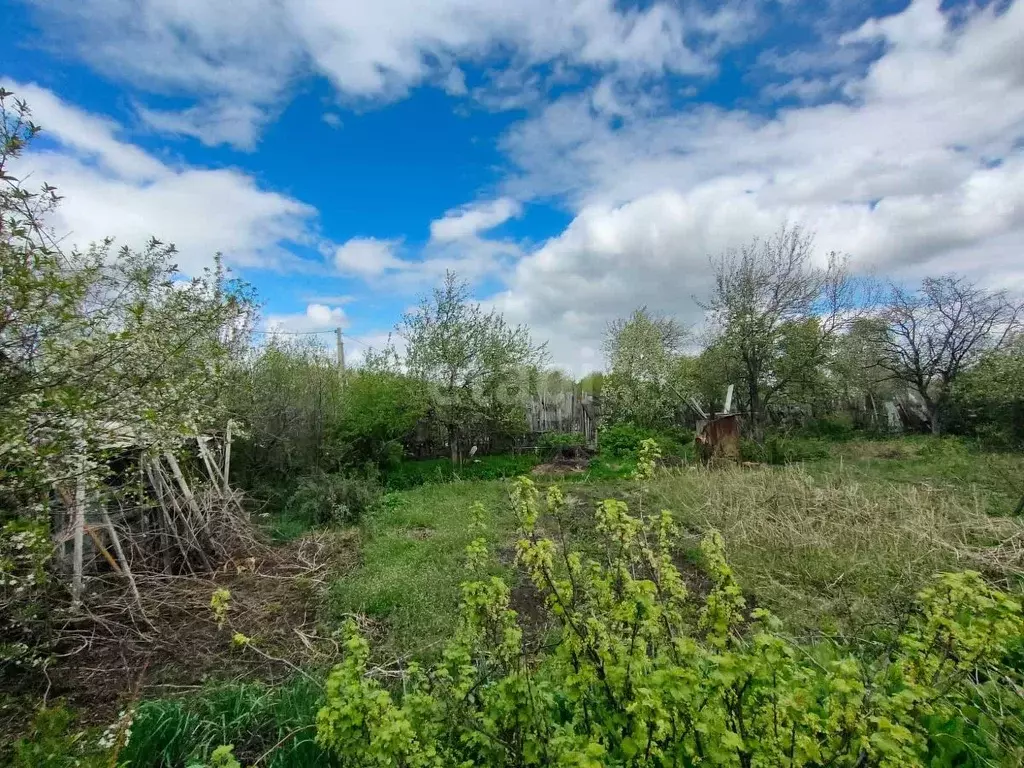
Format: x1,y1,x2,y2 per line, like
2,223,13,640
85,524,120,573
71,468,86,611
101,507,146,617
223,421,232,494
145,457,200,573
164,451,212,539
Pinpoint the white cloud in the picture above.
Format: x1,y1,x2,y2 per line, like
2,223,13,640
322,112,343,129
25,0,752,146
138,99,268,149
429,197,522,242
265,302,348,334
491,0,1024,372
303,293,355,305
334,237,405,276
12,82,166,181
443,68,468,96
5,80,317,275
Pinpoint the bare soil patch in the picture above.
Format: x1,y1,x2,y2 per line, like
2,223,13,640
532,460,589,477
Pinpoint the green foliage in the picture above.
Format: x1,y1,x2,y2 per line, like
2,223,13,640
120,677,330,768
1,88,255,667
830,318,898,428
328,481,514,657
700,225,859,429
316,476,1024,767
578,371,605,396
1,518,50,667
792,414,858,441
875,276,1023,435
384,453,540,490
535,368,577,396
537,431,587,457
598,423,691,460
208,745,243,768
740,434,831,464
226,339,346,483
953,337,1024,448
602,307,689,430
285,471,382,527
399,271,545,462
2,91,255,504
9,705,113,768
335,370,428,470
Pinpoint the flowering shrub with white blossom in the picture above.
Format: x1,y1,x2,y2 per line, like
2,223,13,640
0,519,51,667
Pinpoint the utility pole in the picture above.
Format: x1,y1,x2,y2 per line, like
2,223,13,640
335,327,345,374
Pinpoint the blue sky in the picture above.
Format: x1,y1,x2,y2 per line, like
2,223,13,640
2,0,1022,371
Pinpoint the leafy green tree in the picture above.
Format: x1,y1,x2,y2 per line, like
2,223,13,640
1,89,254,629
700,225,863,432
399,272,546,463
771,318,837,415
336,370,428,469
226,338,345,482
602,307,688,429
953,334,1024,446
874,275,1023,434
579,370,605,397
536,367,576,396
830,317,895,428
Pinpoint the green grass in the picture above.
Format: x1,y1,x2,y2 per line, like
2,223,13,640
824,436,1024,515
383,453,541,490
120,676,330,768
326,435,1024,655
327,481,516,657
106,435,1024,766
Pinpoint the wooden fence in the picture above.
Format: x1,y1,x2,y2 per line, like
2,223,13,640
404,392,600,459
527,392,599,444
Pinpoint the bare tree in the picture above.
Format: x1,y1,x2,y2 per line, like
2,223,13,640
875,275,1023,434
699,225,865,432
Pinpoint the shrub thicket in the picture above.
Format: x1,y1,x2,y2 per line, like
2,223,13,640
598,423,691,460
537,431,588,459
284,471,382,527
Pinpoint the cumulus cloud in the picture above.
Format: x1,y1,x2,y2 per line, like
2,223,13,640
429,198,522,242
138,99,268,150
491,0,1024,372
334,237,406,276
265,303,348,334
4,80,317,275
24,0,752,147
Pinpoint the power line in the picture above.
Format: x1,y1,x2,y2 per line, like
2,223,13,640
342,334,372,349
251,328,335,336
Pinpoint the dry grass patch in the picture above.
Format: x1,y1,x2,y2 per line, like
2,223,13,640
22,530,360,730
650,464,1024,636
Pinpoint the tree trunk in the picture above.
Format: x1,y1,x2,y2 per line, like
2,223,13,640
448,424,459,465
921,393,942,436
926,399,941,435
747,377,763,440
